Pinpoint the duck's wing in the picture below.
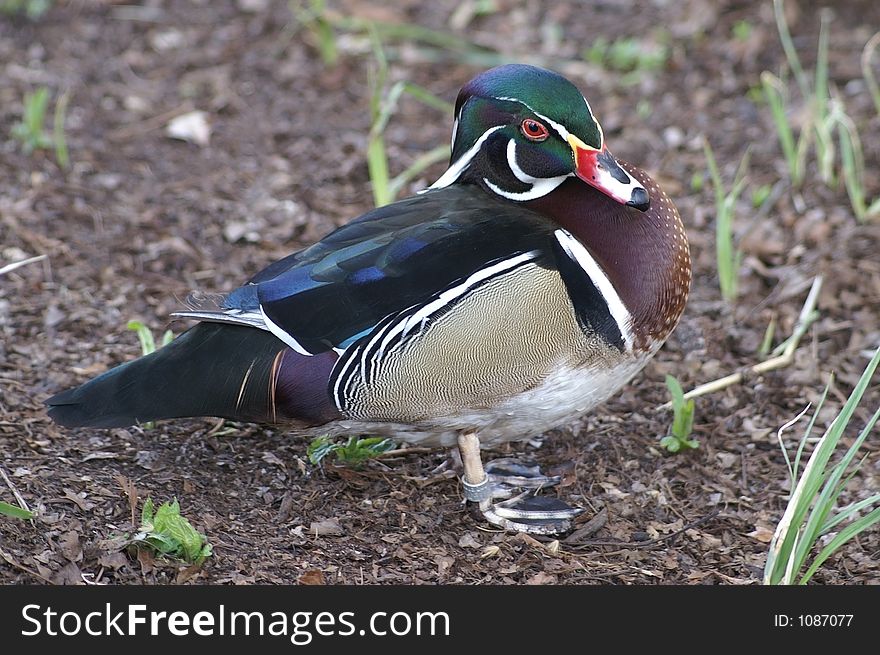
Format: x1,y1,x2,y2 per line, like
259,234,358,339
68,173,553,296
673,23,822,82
175,185,561,355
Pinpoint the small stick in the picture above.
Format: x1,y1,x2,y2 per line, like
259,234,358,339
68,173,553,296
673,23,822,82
376,446,438,458
658,275,823,410
0,254,47,277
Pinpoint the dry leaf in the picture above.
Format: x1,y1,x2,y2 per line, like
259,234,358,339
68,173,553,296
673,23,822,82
525,571,557,585
57,531,82,562
309,518,344,536
299,569,326,585
748,526,776,543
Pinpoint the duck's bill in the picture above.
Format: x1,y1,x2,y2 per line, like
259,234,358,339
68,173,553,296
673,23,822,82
568,135,650,211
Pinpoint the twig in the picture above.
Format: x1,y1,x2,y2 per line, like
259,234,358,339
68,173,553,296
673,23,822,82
376,446,439,458
658,275,823,410
0,465,31,514
0,254,47,277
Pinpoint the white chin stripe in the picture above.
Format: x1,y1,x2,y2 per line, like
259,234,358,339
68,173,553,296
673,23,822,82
554,229,634,351
426,125,504,190
259,305,313,356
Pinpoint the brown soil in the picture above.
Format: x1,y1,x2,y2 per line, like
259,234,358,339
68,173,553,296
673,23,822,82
1,0,878,585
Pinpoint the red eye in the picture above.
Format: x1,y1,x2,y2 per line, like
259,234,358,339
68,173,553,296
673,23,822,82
520,119,549,141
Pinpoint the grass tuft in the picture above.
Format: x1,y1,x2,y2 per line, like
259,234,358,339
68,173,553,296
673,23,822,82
761,0,878,221
764,345,880,584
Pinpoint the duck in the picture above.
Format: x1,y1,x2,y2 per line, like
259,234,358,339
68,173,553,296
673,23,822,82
47,64,690,535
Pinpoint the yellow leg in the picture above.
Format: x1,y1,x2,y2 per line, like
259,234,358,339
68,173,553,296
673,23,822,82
457,431,486,485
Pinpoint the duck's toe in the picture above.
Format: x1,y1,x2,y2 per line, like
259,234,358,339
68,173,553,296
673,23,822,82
478,491,583,535
483,457,562,497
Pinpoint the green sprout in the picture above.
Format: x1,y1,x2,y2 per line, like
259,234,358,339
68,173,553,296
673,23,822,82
11,86,70,168
127,320,174,357
764,345,880,585
307,435,396,466
751,183,772,209
660,375,699,453
732,20,753,42
131,498,212,566
12,88,52,154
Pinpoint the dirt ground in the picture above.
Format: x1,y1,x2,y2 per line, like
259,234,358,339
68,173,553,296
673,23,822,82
1,0,878,585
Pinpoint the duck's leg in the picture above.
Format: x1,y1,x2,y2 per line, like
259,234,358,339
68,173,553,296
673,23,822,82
456,432,583,535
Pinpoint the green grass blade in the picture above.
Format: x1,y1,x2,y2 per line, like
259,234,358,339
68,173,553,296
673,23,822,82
862,31,880,116
760,72,801,186
758,314,777,357
400,82,454,114
836,115,867,221
799,506,880,584
367,134,392,207
388,144,450,199
820,492,880,535
53,89,69,169
812,9,832,183
791,352,880,572
793,382,829,482
773,0,810,100
0,501,33,519
26,87,50,136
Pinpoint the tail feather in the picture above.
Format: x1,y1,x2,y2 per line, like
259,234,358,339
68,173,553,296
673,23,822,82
46,323,287,428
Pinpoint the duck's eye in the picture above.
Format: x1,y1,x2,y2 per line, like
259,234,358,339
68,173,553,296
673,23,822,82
520,119,549,142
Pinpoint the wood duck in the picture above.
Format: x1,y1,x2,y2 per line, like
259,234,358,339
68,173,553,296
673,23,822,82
47,64,690,535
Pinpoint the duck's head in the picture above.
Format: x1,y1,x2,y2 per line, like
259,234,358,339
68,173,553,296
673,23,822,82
429,64,649,211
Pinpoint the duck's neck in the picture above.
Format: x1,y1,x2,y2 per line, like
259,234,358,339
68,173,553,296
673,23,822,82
525,163,691,350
